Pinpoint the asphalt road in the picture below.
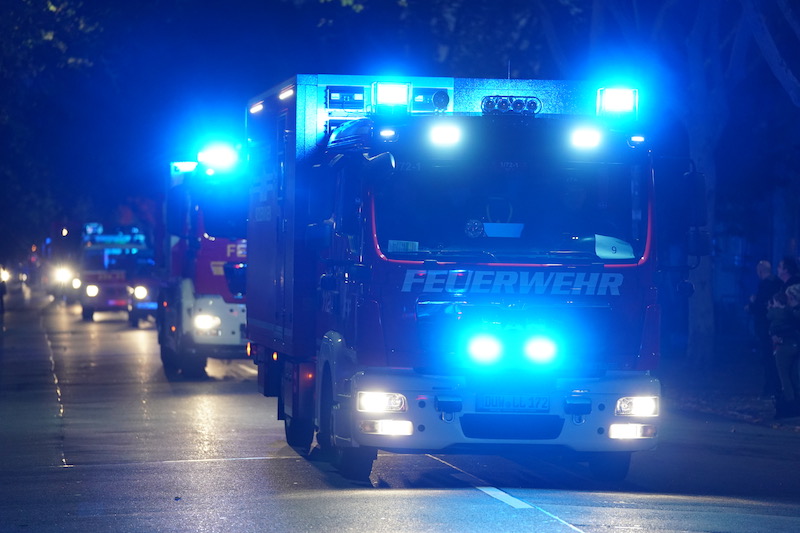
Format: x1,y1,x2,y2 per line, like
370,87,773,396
2,287,800,532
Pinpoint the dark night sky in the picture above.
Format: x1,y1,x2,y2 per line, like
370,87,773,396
44,1,445,219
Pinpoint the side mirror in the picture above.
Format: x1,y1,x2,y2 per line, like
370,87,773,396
363,152,395,182
305,223,332,251
223,262,247,298
347,263,371,283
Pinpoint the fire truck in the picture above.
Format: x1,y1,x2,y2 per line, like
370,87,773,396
246,74,695,481
76,223,155,323
156,148,248,376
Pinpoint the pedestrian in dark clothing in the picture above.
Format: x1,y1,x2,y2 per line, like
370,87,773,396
768,285,800,418
747,260,783,396
777,255,800,290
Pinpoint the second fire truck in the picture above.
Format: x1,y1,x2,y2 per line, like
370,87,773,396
156,147,249,376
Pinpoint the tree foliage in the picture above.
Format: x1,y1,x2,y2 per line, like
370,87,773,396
0,0,99,260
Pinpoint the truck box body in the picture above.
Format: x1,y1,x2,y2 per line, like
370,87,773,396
246,75,662,480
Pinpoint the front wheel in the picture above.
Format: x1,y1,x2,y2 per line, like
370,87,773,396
319,373,376,481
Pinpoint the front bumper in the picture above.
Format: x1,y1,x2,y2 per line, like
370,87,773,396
345,369,660,454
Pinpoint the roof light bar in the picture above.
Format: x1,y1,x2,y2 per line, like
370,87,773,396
481,95,541,116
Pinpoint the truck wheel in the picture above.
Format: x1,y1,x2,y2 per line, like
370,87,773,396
319,374,376,481
128,313,139,328
160,346,179,372
82,307,94,321
588,452,631,482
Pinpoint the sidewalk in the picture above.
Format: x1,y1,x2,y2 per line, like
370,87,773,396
655,352,800,432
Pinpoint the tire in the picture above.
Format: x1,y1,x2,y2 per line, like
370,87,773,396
277,369,314,454
128,313,139,328
82,307,94,321
181,355,207,378
588,452,631,483
160,345,179,371
319,373,376,481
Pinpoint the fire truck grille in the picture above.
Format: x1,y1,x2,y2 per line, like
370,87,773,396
460,414,564,440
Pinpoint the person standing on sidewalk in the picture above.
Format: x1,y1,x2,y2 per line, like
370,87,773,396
777,255,800,290
747,260,783,397
768,285,800,418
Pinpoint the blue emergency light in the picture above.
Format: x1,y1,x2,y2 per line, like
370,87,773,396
375,83,410,106
467,332,559,367
197,143,238,172
571,127,602,149
429,124,461,147
597,88,638,116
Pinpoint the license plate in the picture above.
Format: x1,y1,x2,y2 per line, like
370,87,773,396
476,394,550,413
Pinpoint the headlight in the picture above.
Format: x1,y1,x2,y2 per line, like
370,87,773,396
133,286,148,300
357,391,407,413
85,285,99,298
72,278,82,290
359,420,414,436
615,396,659,417
609,423,657,439
54,267,73,284
1,269,9,283
193,314,222,331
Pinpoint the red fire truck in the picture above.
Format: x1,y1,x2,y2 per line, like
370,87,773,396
246,75,685,481
156,148,248,376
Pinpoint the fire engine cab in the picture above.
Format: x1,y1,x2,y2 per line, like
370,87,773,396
246,75,681,481
156,149,248,376
76,223,154,323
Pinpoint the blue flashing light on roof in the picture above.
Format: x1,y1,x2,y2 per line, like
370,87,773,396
597,88,638,116
173,161,199,173
197,143,238,172
374,83,410,106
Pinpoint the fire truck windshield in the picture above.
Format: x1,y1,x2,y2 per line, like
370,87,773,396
194,182,249,239
373,158,649,264
82,247,154,276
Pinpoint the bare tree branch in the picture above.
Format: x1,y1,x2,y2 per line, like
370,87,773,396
741,0,800,107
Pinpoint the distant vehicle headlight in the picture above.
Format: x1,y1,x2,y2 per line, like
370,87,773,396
133,286,148,300
55,267,73,284
72,278,82,290
1,269,10,283
86,285,100,298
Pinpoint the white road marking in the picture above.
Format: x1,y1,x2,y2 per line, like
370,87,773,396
427,454,588,532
